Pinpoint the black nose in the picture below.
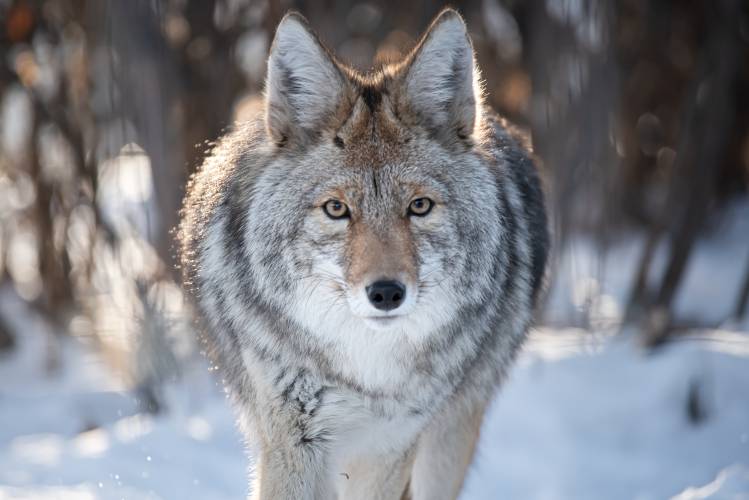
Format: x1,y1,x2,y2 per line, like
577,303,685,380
366,280,406,311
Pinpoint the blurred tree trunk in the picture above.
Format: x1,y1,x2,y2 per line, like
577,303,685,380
0,319,14,352
733,251,749,321
641,0,743,345
521,0,620,328
99,0,185,273
524,0,619,245
29,102,66,372
0,278,15,352
96,0,247,275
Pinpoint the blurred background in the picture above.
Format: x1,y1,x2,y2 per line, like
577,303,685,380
0,1,747,499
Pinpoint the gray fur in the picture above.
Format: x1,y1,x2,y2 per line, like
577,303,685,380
178,8,549,500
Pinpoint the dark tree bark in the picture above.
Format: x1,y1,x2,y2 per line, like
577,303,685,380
644,0,744,345
734,250,749,321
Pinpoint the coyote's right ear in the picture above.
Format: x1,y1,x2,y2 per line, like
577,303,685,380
265,14,346,145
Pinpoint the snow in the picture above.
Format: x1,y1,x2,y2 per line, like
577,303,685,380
463,329,749,500
1,316,747,499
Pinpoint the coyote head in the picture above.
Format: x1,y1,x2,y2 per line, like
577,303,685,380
248,9,503,335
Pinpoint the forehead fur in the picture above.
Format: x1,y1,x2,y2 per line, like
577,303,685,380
266,8,481,158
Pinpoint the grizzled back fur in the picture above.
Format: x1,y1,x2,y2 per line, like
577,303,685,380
178,8,548,498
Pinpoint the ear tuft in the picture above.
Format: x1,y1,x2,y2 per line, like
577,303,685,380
402,9,479,141
265,14,346,144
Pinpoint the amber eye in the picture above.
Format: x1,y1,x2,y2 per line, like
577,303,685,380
323,199,350,219
408,197,433,217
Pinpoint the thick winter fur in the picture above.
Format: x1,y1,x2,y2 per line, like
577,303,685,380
178,9,549,500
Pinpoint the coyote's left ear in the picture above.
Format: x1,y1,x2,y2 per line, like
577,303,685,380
265,13,347,145
401,9,479,141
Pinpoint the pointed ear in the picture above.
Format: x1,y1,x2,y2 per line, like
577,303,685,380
401,9,479,141
265,14,346,145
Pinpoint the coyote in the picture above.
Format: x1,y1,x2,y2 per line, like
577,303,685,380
179,8,548,500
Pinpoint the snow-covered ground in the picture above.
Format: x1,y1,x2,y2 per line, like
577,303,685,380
1,318,747,500
465,329,749,500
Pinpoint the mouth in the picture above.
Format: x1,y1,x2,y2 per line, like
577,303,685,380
362,315,404,328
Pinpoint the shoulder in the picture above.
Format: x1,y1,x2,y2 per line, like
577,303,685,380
481,107,551,302
483,108,534,154
177,117,269,276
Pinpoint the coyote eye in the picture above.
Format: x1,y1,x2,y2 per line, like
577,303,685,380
323,199,350,219
408,197,433,217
